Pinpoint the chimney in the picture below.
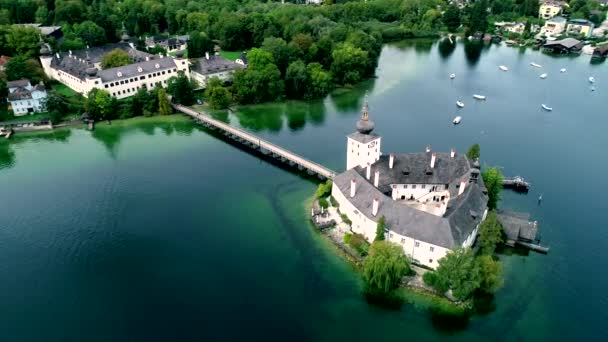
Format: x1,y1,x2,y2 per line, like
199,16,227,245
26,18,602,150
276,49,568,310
350,179,356,198
366,163,371,180
374,170,379,187
451,148,456,158
458,178,467,195
146,56,150,61
431,152,437,169
426,145,431,153
389,153,394,169
205,52,210,60
372,198,379,216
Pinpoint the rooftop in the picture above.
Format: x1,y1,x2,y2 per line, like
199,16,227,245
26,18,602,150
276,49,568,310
547,16,567,23
192,55,243,76
569,19,594,26
544,37,582,48
7,79,31,89
97,57,178,82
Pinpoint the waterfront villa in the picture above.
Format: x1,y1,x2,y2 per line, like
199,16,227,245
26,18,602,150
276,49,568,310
566,19,595,38
331,100,488,269
6,79,48,116
541,16,567,37
190,52,244,89
539,1,565,20
39,33,189,99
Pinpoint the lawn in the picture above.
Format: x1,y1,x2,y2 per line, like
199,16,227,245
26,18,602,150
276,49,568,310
0,112,49,123
219,50,242,61
50,83,80,98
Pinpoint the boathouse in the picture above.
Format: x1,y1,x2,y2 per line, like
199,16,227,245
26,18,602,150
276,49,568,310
592,44,608,59
543,38,583,54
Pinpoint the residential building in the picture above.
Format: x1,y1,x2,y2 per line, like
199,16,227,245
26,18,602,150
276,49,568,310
566,19,595,37
190,52,244,88
39,33,189,100
543,37,584,53
539,1,565,20
331,99,488,269
0,55,9,71
7,79,48,116
145,35,188,53
541,16,567,36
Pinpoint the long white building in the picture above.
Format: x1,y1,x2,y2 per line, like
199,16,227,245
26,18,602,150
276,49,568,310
332,100,488,269
39,35,189,99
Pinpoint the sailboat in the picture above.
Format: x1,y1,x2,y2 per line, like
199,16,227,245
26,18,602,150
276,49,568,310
541,104,553,111
450,73,456,79
453,116,462,124
473,94,486,100
456,100,465,108
530,62,542,68
540,73,548,79
499,65,509,71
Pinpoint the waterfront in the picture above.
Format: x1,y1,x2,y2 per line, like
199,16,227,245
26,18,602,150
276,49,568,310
1,40,608,341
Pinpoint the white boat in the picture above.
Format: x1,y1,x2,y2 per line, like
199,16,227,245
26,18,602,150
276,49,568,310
530,62,542,68
473,94,486,100
456,100,465,108
499,65,508,71
540,73,548,79
450,73,456,79
541,104,553,111
453,116,462,124
589,77,595,83
560,68,566,73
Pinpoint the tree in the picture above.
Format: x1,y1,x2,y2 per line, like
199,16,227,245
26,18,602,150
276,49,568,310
232,49,284,104
466,143,480,161
158,88,173,115
4,55,45,83
285,60,308,99
375,216,386,242
85,88,115,121
478,211,504,255
74,21,106,47
468,0,489,33
305,63,332,99
431,248,481,301
45,93,69,123
362,241,410,294
261,37,295,75
315,180,333,199
101,49,133,69
4,25,40,57
482,167,503,210
331,43,369,85
167,72,197,106
188,31,214,59
204,77,232,109
54,0,87,24
476,255,503,293
443,5,461,33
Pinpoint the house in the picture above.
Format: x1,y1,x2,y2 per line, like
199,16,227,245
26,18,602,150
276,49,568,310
145,35,188,53
539,1,565,20
235,52,248,66
7,79,48,116
306,0,324,4
592,44,608,58
567,19,595,37
190,53,244,88
16,24,63,40
541,16,567,37
330,100,488,269
39,33,190,100
0,55,9,71
543,37,584,53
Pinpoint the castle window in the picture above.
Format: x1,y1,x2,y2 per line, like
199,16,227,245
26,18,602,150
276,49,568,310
429,259,433,263
421,185,425,189
430,246,434,252
403,185,407,189
414,241,420,247
412,185,416,189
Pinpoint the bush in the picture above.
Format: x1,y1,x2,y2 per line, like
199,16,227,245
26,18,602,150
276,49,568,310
340,213,352,226
343,232,352,244
346,233,369,257
315,180,333,199
329,196,338,207
318,197,329,209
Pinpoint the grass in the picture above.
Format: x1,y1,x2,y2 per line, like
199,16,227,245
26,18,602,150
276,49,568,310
50,83,80,98
219,50,242,61
0,112,49,123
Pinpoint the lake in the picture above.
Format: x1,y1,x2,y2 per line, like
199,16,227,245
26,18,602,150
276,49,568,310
1,40,607,341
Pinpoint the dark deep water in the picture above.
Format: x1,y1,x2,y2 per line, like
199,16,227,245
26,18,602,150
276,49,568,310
1,40,607,341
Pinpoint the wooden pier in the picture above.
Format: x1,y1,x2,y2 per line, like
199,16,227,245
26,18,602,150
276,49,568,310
174,104,337,180
502,176,530,192
498,210,549,254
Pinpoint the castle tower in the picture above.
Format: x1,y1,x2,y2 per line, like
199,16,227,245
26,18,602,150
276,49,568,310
346,95,382,170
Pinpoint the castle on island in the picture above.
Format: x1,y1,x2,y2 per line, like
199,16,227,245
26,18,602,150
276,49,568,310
331,99,488,269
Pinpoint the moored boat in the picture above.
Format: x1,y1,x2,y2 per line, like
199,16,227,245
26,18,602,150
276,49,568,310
499,65,509,71
530,62,542,68
560,68,567,73
540,73,548,79
453,116,462,124
589,76,595,83
473,94,486,100
450,73,456,79
541,104,552,111
456,100,465,108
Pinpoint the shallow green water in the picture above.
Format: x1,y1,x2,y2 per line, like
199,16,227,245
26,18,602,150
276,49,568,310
1,40,607,341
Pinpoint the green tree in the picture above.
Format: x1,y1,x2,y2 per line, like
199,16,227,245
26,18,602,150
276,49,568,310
285,60,309,99
468,0,489,33
4,25,40,57
167,71,197,106
363,241,410,294
443,4,461,33
74,21,106,47
478,211,504,255
232,49,284,104
85,88,115,121
158,88,173,115
375,216,386,242
305,62,332,99
482,167,503,210
331,43,369,85
188,31,214,59
315,180,333,199
4,55,45,83
44,93,69,123
101,49,133,69
204,77,232,109
261,37,295,75
431,248,481,300
476,255,503,293
466,143,480,161
54,0,87,24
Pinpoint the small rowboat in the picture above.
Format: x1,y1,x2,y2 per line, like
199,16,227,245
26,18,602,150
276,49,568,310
540,73,548,79
473,94,486,100
453,116,462,124
560,68,566,73
499,65,508,71
589,76,595,83
450,73,456,79
541,104,552,111
456,100,465,108
530,62,542,68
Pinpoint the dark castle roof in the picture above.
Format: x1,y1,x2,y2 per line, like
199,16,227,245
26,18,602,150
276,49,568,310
192,55,243,76
97,57,177,82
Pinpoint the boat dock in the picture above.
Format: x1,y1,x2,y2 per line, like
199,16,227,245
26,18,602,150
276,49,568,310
173,104,337,180
498,210,549,253
502,176,530,192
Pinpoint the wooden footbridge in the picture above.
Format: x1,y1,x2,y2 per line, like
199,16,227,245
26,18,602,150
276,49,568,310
174,104,337,180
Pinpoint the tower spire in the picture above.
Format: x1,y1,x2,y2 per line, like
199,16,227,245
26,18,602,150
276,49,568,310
361,94,369,121
356,93,374,134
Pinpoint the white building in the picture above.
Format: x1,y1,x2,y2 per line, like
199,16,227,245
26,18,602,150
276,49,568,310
7,79,48,116
190,52,244,89
539,1,565,20
39,34,189,100
541,16,567,37
145,35,188,54
331,100,488,269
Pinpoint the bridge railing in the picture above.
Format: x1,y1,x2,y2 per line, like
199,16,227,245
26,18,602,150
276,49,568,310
174,104,336,179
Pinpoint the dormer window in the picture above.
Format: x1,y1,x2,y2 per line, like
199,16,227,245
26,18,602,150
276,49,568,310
155,63,160,69
116,71,122,77
137,67,143,72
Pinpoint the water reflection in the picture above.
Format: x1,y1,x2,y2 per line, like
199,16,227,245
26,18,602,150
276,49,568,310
0,129,73,170
329,79,376,113
464,41,484,66
393,39,435,54
234,99,330,132
438,38,457,60
0,143,15,170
